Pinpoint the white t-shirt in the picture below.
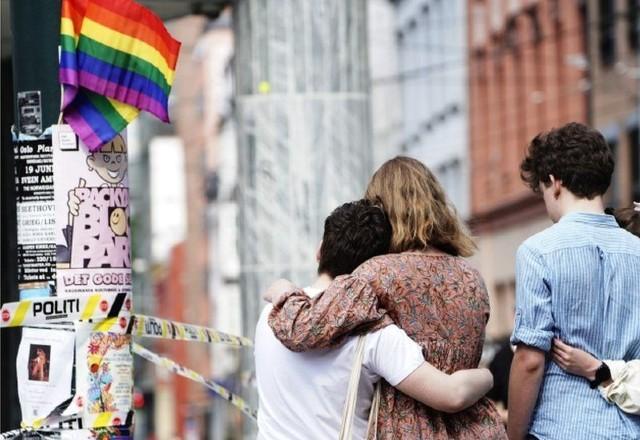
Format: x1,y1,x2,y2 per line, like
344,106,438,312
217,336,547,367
255,287,424,440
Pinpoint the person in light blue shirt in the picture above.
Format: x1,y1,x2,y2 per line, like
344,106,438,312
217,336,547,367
507,122,640,440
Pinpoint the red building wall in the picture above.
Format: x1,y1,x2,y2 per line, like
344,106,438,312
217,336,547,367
469,0,589,231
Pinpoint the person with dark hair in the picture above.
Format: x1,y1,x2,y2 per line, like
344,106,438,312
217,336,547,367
606,202,640,237
315,199,392,278
254,200,494,440
508,123,640,440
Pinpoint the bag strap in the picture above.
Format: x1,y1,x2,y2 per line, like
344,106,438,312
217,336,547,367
338,336,379,440
366,382,380,439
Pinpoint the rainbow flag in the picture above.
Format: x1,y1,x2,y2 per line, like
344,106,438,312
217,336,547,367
60,0,180,151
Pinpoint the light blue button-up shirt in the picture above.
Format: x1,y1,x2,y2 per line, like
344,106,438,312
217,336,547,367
512,212,640,439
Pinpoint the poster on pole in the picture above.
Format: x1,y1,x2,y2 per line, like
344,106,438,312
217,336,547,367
14,138,56,296
16,327,75,425
52,125,131,297
75,322,133,428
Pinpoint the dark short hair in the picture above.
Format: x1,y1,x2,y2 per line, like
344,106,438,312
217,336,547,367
606,206,640,238
520,122,614,199
317,199,391,278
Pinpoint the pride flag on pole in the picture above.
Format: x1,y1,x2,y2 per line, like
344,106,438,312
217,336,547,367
60,0,180,151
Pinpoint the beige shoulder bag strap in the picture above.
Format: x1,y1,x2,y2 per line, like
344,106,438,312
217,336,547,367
338,335,380,440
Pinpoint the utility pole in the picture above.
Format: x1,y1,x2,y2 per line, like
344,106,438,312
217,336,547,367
1,0,61,431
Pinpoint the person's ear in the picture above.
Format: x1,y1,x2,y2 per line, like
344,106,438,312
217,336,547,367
87,155,95,172
549,175,562,200
316,241,322,263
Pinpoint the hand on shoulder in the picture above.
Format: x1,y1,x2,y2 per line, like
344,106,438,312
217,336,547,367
263,278,297,305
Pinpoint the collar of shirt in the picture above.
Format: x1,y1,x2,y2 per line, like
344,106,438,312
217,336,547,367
558,212,619,228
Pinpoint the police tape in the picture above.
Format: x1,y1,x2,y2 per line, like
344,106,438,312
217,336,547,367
132,343,258,422
0,292,132,328
20,396,133,430
1,420,133,440
21,416,83,431
0,296,253,348
0,428,22,439
8,415,84,439
84,411,133,429
130,315,253,348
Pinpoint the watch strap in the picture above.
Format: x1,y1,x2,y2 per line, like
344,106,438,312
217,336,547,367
589,362,611,389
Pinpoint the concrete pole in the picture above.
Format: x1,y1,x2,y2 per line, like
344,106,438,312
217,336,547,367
233,0,372,435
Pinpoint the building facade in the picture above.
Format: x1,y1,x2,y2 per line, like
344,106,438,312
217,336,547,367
369,0,404,167
468,0,589,340
392,0,471,218
588,0,639,206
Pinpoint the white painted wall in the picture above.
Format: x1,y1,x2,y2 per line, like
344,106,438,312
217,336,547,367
149,136,186,263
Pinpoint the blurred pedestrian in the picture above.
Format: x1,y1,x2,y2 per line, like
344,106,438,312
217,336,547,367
265,157,506,439
487,338,514,424
508,123,640,440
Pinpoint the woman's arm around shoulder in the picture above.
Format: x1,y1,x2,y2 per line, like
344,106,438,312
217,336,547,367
267,265,392,352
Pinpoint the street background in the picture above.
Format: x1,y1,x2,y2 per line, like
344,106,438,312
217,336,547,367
1,0,639,439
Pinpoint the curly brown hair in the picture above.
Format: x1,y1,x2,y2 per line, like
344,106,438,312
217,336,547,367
520,122,614,199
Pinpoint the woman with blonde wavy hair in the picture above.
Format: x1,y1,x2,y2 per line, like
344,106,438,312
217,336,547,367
267,157,506,439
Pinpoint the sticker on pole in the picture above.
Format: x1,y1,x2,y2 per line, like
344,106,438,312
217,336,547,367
17,91,42,136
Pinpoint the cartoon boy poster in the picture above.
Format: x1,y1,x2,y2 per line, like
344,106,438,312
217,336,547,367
53,125,131,297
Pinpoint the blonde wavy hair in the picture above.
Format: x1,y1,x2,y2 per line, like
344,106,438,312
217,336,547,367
364,156,476,257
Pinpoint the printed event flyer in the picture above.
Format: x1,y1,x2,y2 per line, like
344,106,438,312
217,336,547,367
16,327,75,425
14,138,56,295
52,125,131,297
75,322,133,428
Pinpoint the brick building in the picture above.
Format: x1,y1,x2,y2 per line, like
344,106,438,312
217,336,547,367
468,0,589,340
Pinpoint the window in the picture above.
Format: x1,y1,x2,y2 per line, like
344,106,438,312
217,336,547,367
629,0,639,52
527,6,543,44
599,0,616,66
508,0,520,15
550,0,562,25
473,2,488,47
438,160,462,209
475,49,488,81
631,127,640,201
491,0,502,32
506,17,519,50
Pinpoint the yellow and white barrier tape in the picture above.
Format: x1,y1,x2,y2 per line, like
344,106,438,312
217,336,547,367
131,314,253,348
20,415,84,432
2,417,133,439
84,411,133,429
0,292,131,328
132,342,257,422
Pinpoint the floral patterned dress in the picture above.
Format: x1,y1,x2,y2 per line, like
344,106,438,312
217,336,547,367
269,252,507,439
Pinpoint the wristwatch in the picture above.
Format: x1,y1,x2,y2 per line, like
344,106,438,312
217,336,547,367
589,362,611,389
